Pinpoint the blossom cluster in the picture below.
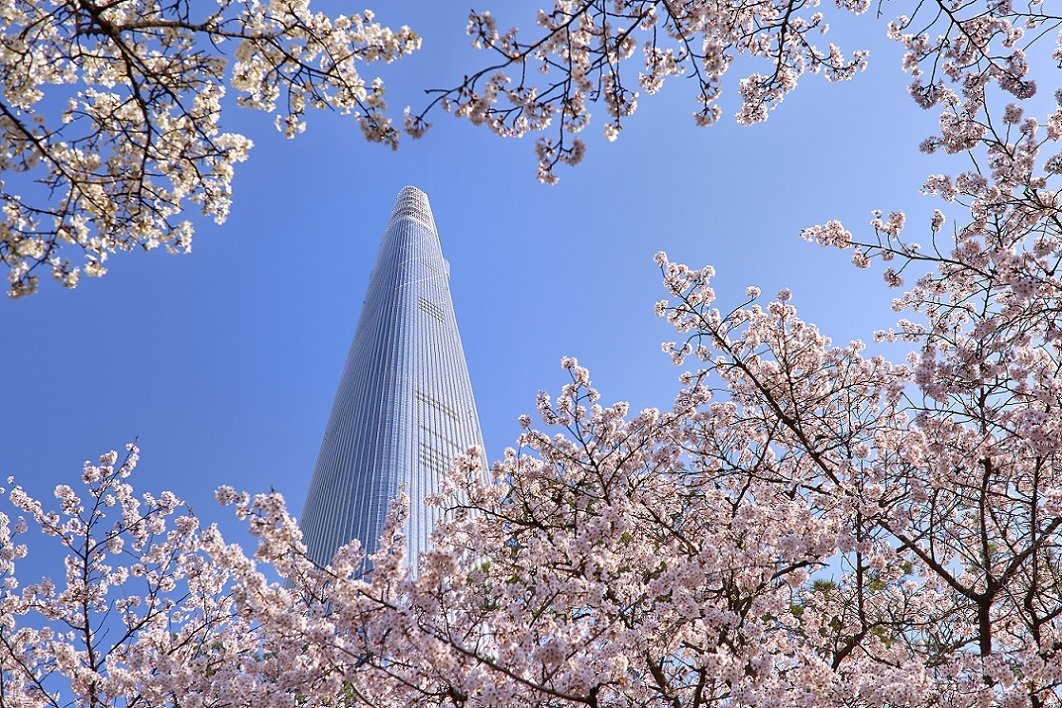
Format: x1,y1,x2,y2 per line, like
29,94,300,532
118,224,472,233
411,0,869,184
0,0,419,296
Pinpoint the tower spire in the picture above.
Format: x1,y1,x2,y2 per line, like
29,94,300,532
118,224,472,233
300,187,486,572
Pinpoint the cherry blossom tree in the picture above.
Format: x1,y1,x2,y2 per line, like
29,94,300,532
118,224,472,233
4,1,1056,297
339,1,1062,702
413,1,1059,184
409,0,871,185
0,0,419,297
0,442,427,707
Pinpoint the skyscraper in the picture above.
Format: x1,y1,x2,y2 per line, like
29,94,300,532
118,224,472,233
300,186,486,571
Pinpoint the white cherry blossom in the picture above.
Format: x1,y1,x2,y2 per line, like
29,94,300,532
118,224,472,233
0,0,419,297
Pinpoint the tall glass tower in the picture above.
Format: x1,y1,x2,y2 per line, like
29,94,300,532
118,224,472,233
300,186,486,572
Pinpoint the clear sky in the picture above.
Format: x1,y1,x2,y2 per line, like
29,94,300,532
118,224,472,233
1,1,949,550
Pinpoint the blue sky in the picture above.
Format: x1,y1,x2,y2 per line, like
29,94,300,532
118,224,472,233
1,2,948,549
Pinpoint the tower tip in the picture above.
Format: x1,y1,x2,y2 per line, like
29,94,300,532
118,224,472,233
391,186,434,226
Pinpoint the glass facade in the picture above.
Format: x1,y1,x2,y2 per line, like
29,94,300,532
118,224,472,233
299,186,487,571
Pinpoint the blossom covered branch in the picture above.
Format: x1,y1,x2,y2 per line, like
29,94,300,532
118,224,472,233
0,0,419,297
409,1,1060,185
410,0,870,184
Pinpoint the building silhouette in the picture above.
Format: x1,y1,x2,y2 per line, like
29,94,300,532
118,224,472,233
299,186,486,571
